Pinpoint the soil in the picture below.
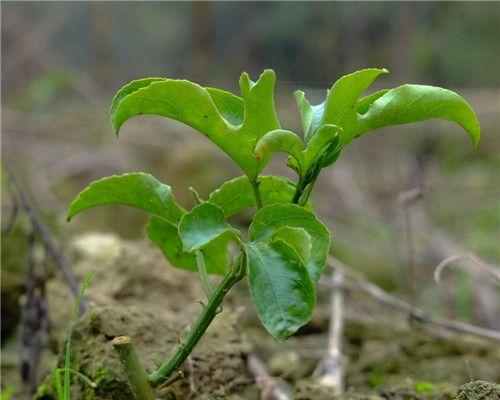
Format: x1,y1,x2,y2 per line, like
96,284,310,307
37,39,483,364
2,233,499,399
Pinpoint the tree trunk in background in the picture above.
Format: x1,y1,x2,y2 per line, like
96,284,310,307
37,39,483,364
391,2,416,83
190,2,214,80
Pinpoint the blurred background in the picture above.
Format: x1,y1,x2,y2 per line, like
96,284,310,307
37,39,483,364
1,1,499,395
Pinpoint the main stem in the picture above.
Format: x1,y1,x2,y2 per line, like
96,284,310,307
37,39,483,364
291,178,307,204
148,263,244,387
250,177,263,209
112,336,157,400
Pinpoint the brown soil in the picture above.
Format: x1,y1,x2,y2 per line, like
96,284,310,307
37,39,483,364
3,233,499,399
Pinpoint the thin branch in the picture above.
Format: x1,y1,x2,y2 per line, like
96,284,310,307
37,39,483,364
328,256,500,342
1,191,19,235
20,229,49,393
434,253,500,284
398,185,424,320
313,269,344,394
246,354,290,400
6,169,87,312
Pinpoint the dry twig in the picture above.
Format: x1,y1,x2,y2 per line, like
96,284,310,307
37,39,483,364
19,230,49,393
313,269,344,394
6,169,88,311
246,353,290,400
434,253,500,284
329,256,500,342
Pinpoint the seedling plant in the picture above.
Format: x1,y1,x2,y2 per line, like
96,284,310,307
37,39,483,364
68,68,479,398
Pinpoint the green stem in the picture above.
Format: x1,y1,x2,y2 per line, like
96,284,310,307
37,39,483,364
148,259,245,387
291,178,307,204
298,178,318,206
196,251,214,300
250,177,263,209
293,169,321,206
112,336,156,400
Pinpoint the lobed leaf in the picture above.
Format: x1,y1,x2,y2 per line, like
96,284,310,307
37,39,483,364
356,84,480,147
110,70,280,177
67,173,184,224
246,240,315,341
147,215,230,275
178,203,240,252
296,69,480,151
296,68,388,144
294,90,314,139
206,87,244,126
249,204,330,283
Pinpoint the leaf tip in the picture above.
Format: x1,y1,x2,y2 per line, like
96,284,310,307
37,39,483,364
261,69,276,83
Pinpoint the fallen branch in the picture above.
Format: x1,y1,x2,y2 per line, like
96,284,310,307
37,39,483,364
246,353,290,400
19,230,49,393
328,256,500,342
6,169,87,312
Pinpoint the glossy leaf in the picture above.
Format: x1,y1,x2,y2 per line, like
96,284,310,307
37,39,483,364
295,68,388,143
208,175,302,217
206,87,244,126
67,173,184,224
178,203,239,252
249,204,330,283
294,90,314,138
272,226,311,265
147,215,230,275
356,89,390,115
246,240,315,341
356,84,480,147
301,124,341,172
254,129,303,163
110,70,280,177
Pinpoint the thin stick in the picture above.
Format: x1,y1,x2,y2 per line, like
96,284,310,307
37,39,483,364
111,336,156,400
6,169,87,312
398,186,424,321
314,269,344,394
434,253,500,284
246,353,290,400
329,256,500,342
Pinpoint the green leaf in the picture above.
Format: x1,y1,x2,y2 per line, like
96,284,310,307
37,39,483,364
178,203,240,252
208,175,303,217
296,68,388,143
301,124,341,172
356,84,480,147
147,215,229,275
246,240,315,341
249,204,330,283
109,77,166,122
206,87,244,126
356,89,390,115
254,129,303,164
294,90,314,138
272,226,311,265
110,70,280,177
67,173,184,224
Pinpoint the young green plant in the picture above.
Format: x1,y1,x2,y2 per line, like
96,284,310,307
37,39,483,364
68,68,479,396
54,269,96,400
